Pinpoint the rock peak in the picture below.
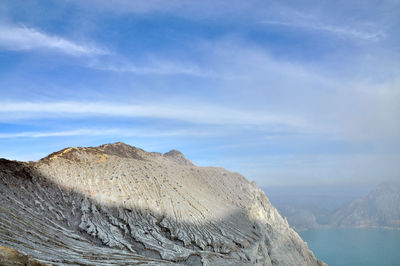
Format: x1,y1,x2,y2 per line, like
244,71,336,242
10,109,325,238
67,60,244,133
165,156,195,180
102,141,130,147
41,142,148,162
41,143,195,165
164,149,184,157
163,149,193,166
98,142,149,160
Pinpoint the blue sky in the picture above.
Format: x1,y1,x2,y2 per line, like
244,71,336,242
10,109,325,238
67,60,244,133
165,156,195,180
0,0,399,187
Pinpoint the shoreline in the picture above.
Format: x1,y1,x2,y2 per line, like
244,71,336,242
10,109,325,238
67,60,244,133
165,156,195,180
297,226,400,232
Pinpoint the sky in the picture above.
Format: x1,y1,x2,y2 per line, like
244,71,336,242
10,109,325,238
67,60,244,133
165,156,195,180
0,0,399,188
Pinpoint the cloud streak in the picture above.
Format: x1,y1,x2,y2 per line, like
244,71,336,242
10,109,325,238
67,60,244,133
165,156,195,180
0,128,216,139
0,25,108,55
89,59,217,77
261,20,385,41
0,101,309,129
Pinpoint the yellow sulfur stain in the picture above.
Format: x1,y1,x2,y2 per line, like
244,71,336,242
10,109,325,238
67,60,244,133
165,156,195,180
50,148,74,160
97,154,107,163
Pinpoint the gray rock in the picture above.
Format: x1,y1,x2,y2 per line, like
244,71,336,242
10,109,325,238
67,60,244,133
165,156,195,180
0,142,325,265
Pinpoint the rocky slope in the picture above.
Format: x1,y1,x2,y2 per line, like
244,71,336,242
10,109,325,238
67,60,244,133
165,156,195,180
332,182,400,228
0,245,47,266
0,142,324,265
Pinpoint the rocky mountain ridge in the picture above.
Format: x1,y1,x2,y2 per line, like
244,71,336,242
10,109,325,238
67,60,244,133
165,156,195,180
0,142,324,265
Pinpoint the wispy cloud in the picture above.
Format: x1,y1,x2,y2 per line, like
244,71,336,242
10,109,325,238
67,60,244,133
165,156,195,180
261,20,385,41
0,25,108,55
0,24,218,76
0,128,216,139
0,129,93,138
89,59,216,77
0,101,309,129
66,0,253,17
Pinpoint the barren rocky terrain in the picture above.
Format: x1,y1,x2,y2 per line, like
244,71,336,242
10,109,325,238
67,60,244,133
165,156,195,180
0,142,325,265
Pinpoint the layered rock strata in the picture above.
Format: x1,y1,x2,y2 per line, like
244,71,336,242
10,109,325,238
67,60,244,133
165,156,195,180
0,142,325,265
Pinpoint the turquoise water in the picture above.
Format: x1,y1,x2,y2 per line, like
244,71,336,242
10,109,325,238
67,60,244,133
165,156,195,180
299,228,400,266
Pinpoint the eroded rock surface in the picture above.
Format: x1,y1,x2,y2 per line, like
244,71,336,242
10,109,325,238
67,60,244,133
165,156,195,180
0,142,325,265
0,245,47,266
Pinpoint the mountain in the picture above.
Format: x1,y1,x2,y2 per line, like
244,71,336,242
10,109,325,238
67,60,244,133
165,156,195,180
332,182,400,228
270,182,400,230
272,204,331,231
0,142,325,265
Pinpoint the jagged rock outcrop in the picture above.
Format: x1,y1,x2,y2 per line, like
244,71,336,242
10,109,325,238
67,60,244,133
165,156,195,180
0,142,325,265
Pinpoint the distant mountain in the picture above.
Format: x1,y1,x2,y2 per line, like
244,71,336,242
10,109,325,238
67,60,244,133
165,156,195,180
271,182,400,230
332,182,400,228
0,142,325,265
272,204,331,231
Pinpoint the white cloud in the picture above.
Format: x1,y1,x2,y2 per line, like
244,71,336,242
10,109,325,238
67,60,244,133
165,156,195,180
0,101,309,129
0,128,216,139
261,20,385,41
89,59,216,77
0,25,107,55
0,129,93,138
205,40,399,140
